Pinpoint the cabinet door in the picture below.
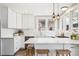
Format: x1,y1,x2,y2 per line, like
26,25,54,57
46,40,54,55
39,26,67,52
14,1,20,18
1,7,8,28
14,37,20,53
17,36,24,49
20,36,25,48
8,8,16,28
22,14,34,29
2,39,14,55
16,13,22,28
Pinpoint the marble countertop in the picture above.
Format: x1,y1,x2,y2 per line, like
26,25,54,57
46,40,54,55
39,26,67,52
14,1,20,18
25,37,79,44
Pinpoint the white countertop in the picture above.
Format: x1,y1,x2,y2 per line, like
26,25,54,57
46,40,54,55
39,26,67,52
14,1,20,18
25,37,79,44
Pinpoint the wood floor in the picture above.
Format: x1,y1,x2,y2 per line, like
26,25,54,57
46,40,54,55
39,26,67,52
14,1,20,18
15,49,56,56
15,49,27,56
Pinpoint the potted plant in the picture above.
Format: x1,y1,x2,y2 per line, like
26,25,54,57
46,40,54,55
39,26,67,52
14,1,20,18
71,33,77,40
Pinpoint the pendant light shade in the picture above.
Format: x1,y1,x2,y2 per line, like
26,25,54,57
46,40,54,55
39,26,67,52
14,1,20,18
52,12,55,18
56,3,60,20
52,3,60,21
56,14,60,19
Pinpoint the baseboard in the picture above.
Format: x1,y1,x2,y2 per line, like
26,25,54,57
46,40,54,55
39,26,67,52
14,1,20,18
1,55,14,56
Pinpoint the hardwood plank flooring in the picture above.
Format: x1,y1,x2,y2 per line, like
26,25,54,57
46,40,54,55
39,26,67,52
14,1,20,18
15,49,27,56
15,49,56,56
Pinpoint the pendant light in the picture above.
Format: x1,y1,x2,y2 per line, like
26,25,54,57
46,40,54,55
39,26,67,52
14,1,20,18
52,3,56,21
52,3,60,21
56,3,60,20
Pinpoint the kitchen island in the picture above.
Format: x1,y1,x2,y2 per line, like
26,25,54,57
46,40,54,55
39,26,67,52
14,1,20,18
25,37,79,56
25,37,79,49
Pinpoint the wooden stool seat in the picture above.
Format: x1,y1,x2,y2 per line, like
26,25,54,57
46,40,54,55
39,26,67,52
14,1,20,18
36,49,49,56
26,46,35,56
56,49,71,56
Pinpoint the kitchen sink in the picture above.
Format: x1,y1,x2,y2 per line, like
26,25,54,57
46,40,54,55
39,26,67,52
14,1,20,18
56,36,69,38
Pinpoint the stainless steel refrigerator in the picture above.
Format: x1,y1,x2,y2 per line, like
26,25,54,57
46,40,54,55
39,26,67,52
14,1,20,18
0,39,1,56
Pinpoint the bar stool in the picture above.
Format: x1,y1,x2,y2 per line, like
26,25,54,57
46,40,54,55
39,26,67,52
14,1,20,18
26,44,35,56
36,49,49,56
56,49,71,56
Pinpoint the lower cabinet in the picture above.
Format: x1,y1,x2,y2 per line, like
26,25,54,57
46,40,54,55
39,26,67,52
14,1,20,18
14,37,20,53
14,36,25,53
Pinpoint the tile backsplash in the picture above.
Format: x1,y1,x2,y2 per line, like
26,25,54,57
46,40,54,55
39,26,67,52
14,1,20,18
1,28,72,38
1,28,15,38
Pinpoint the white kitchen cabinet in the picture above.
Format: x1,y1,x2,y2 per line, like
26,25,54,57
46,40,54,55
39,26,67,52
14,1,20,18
22,14,35,29
14,36,21,53
1,7,35,29
14,36,25,53
0,7,17,28
8,8,17,28
14,37,19,53
16,13,22,28
20,36,25,48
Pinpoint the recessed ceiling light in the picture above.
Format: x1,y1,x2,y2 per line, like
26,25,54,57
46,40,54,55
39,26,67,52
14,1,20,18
61,6,68,11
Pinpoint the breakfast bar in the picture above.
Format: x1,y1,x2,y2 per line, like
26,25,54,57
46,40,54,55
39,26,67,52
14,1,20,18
25,37,79,50
25,37,79,56
25,37,79,44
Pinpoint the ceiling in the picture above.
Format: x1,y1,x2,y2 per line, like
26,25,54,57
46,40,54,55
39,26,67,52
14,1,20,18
0,3,78,15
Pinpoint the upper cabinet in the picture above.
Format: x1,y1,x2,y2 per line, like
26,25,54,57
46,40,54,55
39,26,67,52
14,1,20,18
8,8,17,28
8,9,23,29
0,7,17,28
0,7,35,29
22,14,35,29
16,13,22,29
0,7,23,29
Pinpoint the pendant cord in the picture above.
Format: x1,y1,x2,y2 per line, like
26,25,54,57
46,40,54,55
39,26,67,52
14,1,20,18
57,3,59,15
53,3,55,13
